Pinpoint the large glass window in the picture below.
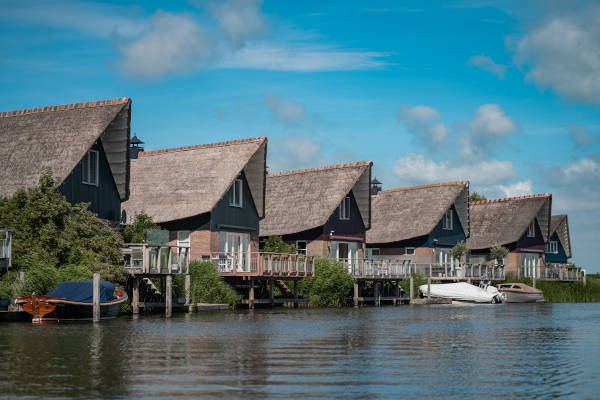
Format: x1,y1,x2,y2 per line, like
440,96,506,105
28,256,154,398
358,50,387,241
82,149,99,186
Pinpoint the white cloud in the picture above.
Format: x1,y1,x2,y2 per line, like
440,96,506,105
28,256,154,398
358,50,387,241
397,105,448,147
462,104,517,159
393,154,517,185
468,54,507,78
264,95,306,125
514,5,600,105
118,12,213,78
268,135,324,172
569,125,600,148
205,0,267,47
553,157,600,186
497,179,533,197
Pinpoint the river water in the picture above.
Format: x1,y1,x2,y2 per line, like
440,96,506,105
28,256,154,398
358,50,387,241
0,303,598,399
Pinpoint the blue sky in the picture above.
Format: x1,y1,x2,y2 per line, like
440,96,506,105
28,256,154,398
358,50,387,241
1,0,599,271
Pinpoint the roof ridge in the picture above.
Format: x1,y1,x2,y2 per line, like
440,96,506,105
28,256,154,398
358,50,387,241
0,97,130,118
267,161,373,177
138,137,267,157
470,193,551,206
380,180,469,194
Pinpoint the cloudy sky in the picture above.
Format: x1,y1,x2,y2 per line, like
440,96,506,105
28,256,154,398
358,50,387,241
1,0,599,271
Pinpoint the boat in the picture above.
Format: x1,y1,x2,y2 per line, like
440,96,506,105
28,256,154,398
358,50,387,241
496,283,544,303
16,281,128,323
418,282,504,303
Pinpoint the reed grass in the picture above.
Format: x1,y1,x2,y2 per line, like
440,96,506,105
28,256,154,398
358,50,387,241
504,275,600,302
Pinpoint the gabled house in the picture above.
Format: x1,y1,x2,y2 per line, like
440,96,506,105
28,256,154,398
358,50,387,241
0,98,132,222
122,137,267,263
259,162,372,263
366,181,470,275
545,214,572,265
468,194,552,278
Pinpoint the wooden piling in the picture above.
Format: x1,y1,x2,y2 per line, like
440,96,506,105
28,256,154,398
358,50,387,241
409,275,414,301
93,273,100,322
353,282,359,308
294,280,299,309
583,273,587,287
165,275,172,318
185,274,191,309
269,278,274,308
249,279,255,309
132,277,140,315
374,281,380,306
19,271,25,283
427,277,431,299
532,273,536,289
394,281,399,305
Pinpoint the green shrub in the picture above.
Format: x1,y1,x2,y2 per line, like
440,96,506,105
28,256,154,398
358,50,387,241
299,257,354,307
188,261,241,306
262,235,295,254
23,263,59,295
57,265,94,282
0,271,24,299
121,213,159,243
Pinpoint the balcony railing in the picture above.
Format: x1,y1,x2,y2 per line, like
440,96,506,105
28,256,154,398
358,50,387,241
210,252,315,277
0,229,12,268
121,243,190,275
521,264,583,281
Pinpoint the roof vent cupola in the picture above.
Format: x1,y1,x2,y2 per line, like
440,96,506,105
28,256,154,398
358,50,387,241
371,177,382,196
129,133,144,159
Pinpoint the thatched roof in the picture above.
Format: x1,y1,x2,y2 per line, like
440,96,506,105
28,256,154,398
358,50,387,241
123,137,267,223
366,181,470,244
0,98,131,200
260,162,372,237
468,194,552,250
550,214,572,258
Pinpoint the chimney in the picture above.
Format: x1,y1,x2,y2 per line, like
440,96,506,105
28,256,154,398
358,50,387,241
129,133,144,159
370,177,382,196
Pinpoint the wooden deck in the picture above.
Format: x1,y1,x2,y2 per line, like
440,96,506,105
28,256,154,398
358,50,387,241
209,252,315,278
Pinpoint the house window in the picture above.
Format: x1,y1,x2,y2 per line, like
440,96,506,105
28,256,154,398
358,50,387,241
339,196,350,220
527,221,535,238
229,178,243,207
82,149,99,186
546,241,558,254
442,209,453,230
405,247,415,255
296,241,307,255
177,231,190,248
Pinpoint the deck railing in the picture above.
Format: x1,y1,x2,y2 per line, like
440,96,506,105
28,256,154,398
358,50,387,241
210,252,315,277
121,243,190,275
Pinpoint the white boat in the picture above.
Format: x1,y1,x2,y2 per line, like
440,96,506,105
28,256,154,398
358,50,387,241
419,282,504,303
496,283,544,303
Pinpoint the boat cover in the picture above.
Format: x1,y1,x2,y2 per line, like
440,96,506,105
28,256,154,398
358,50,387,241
46,281,116,303
419,282,501,303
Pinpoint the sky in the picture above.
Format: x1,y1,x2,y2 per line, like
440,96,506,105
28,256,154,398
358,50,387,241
1,0,599,271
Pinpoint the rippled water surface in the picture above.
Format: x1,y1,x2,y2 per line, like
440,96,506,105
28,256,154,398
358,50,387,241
1,303,599,399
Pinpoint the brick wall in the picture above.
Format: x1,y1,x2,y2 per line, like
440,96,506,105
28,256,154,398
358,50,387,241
307,239,329,258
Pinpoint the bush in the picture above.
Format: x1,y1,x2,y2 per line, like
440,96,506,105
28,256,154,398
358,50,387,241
188,261,241,306
299,258,354,307
0,271,24,299
262,235,295,254
121,213,159,243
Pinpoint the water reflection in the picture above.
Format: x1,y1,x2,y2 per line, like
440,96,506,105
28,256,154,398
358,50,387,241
0,303,598,399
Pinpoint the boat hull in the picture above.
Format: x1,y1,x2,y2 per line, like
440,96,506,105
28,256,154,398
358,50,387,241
419,282,504,303
500,291,544,303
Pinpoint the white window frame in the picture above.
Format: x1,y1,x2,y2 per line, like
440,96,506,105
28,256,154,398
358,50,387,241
82,149,99,186
527,221,535,238
405,247,415,255
339,196,351,220
177,231,190,248
229,178,243,207
296,240,307,255
442,209,453,230
546,241,558,254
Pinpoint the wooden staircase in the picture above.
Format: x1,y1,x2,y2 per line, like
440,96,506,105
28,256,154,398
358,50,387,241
275,280,295,299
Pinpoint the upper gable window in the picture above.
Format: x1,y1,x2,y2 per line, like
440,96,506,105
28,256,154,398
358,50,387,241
546,241,558,254
339,196,350,220
229,178,243,207
442,209,453,230
527,221,535,238
82,149,99,186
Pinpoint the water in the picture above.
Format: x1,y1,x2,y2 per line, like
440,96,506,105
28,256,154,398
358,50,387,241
1,303,599,399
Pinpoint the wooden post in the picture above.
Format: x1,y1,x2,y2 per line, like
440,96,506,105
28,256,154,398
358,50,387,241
19,271,25,283
132,277,140,315
394,281,400,305
427,277,431,299
269,278,274,308
249,279,255,309
93,273,100,322
167,247,173,274
478,264,482,278
353,282,359,308
185,274,191,308
532,272,536,288
294,279,299,309
374,281,380,306
429,263,432,278
165,275,172,318
444,264,448,277
583,272,587,287
409,275,414,301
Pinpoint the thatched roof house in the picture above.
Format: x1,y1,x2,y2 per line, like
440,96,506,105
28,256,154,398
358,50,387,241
546,214,572,263
123,137,267,223
367,181,470,245
0,97,132,220
468,194,552,251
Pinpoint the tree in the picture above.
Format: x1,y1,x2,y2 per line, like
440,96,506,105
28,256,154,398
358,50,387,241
299,258,355,307
470,192,487,203
262,235,295,254
0,171,125,296
490,245,509,264
450,240,469,261
122,213,159,243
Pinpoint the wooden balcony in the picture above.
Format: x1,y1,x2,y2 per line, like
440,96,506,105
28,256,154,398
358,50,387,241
121,243,190,275
0,229,12,268
210,252,315,278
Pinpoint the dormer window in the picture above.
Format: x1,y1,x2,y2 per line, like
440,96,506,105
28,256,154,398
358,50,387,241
229,178,243,207
339,196,350,220
527,221,535,237
442,209,453,230
82,149,99,186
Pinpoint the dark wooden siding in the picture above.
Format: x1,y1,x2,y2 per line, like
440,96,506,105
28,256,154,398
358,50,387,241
514,219,545,253
545,232,568,263
367,205,466,249
210,171,259,233
322,190,366,240
58,140,121,221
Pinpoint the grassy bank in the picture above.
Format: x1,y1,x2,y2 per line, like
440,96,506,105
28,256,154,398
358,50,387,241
502,275,600,302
